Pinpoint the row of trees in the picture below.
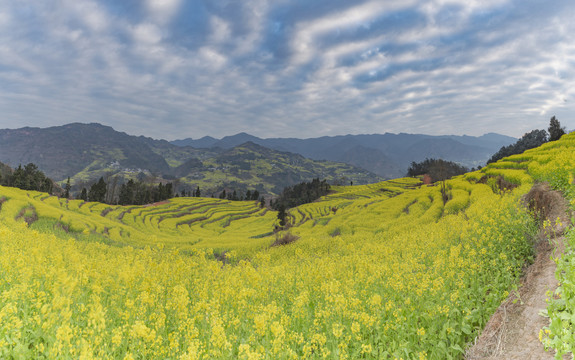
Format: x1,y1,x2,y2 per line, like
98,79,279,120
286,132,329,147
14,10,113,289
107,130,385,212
406,158,469,180
218,189,261,201
488,116,566,164
77,177,174,205
0,163,54,194
272,178,331,211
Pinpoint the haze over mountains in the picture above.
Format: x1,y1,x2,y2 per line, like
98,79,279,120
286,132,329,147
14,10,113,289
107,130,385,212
0,123,379,195
173,132,516,179
0,123,515,195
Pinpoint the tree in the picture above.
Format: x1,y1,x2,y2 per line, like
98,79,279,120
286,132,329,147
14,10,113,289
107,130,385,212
487,129,548,164
165,183,173,200
407,158,468,180
118,179,136,205
8,163,53,194
277,204,287,227
80,188,88,201
548,116,566,141
88,177,107,203
64,177,71,199
272,178,331,210
195,186,201,197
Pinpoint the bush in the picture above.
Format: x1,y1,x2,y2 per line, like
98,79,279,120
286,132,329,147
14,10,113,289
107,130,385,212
271,232,299,247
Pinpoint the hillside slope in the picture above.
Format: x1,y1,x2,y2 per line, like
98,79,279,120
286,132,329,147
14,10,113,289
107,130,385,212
173,132,516,178
0,123,171,181
0,123,380,195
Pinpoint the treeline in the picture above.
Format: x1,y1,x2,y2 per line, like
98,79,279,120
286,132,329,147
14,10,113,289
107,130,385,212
78,177,174,205
407,158,469,181
487,129,548,164
0,163,54,194
271,178,330,211
487,116,566,164
218,189,261,201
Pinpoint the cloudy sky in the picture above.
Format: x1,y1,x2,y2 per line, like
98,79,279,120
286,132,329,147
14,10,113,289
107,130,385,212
0,0,573,140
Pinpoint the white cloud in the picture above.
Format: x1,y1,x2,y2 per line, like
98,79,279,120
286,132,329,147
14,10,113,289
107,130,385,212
198,47,227,70
1,0,575,139
146,0,183,24
208,16,231,44
289,1,417,66
132,23,163,44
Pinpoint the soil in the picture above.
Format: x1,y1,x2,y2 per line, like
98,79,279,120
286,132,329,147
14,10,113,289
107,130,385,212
466,183,572,359
145,200,170,207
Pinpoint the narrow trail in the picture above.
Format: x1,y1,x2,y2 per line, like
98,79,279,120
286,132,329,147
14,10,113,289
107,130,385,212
466,183,571,360
466,236,564,359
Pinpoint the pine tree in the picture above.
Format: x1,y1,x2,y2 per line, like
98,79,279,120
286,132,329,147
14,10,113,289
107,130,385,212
80,188,88,201
548,116,566,141
88,177,107,203
64,177,71,199
277,204,287,227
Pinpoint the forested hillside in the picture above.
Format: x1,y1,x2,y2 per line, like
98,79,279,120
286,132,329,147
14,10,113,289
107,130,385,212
0,123,380,197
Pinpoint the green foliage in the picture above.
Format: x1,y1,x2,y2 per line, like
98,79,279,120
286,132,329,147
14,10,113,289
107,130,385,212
88,177,107,203
272,178,331,210
277,204,287,227
80,187,88,201
64,177,71,199
548,115,566,142
3,163,54,194
488,129,548,164
407,158,468,181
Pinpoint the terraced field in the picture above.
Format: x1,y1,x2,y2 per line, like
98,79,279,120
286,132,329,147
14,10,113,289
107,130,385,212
2,133,575,358
0,177,424,258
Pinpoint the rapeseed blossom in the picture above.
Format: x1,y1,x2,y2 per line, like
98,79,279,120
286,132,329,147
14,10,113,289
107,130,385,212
0,143,557,358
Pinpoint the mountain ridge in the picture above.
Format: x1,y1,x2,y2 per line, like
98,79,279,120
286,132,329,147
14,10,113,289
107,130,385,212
0,123,381,196
172,132,516,178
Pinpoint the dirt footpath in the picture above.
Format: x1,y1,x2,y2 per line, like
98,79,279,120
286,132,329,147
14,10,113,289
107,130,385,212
466,183,571,359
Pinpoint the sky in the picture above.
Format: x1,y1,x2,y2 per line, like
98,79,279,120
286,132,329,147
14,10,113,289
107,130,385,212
0,0,574,140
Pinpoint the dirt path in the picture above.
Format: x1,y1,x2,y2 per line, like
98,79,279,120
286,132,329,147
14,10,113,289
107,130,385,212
466,184,571,359
466,236,565,359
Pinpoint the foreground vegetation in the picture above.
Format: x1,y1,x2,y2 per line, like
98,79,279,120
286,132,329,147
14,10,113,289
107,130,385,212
2,132,575,358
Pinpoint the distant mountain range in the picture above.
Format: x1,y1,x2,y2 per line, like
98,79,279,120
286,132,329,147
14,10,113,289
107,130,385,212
0,123,515,195
0,123,381,195
172,132,516,178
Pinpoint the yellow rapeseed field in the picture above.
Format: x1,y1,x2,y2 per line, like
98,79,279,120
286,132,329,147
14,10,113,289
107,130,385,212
3,132,575,358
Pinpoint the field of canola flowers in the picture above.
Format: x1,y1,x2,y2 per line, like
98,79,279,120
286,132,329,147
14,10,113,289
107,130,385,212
2,133,575,359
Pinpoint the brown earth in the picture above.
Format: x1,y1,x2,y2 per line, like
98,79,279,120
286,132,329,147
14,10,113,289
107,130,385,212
466,183,572,360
